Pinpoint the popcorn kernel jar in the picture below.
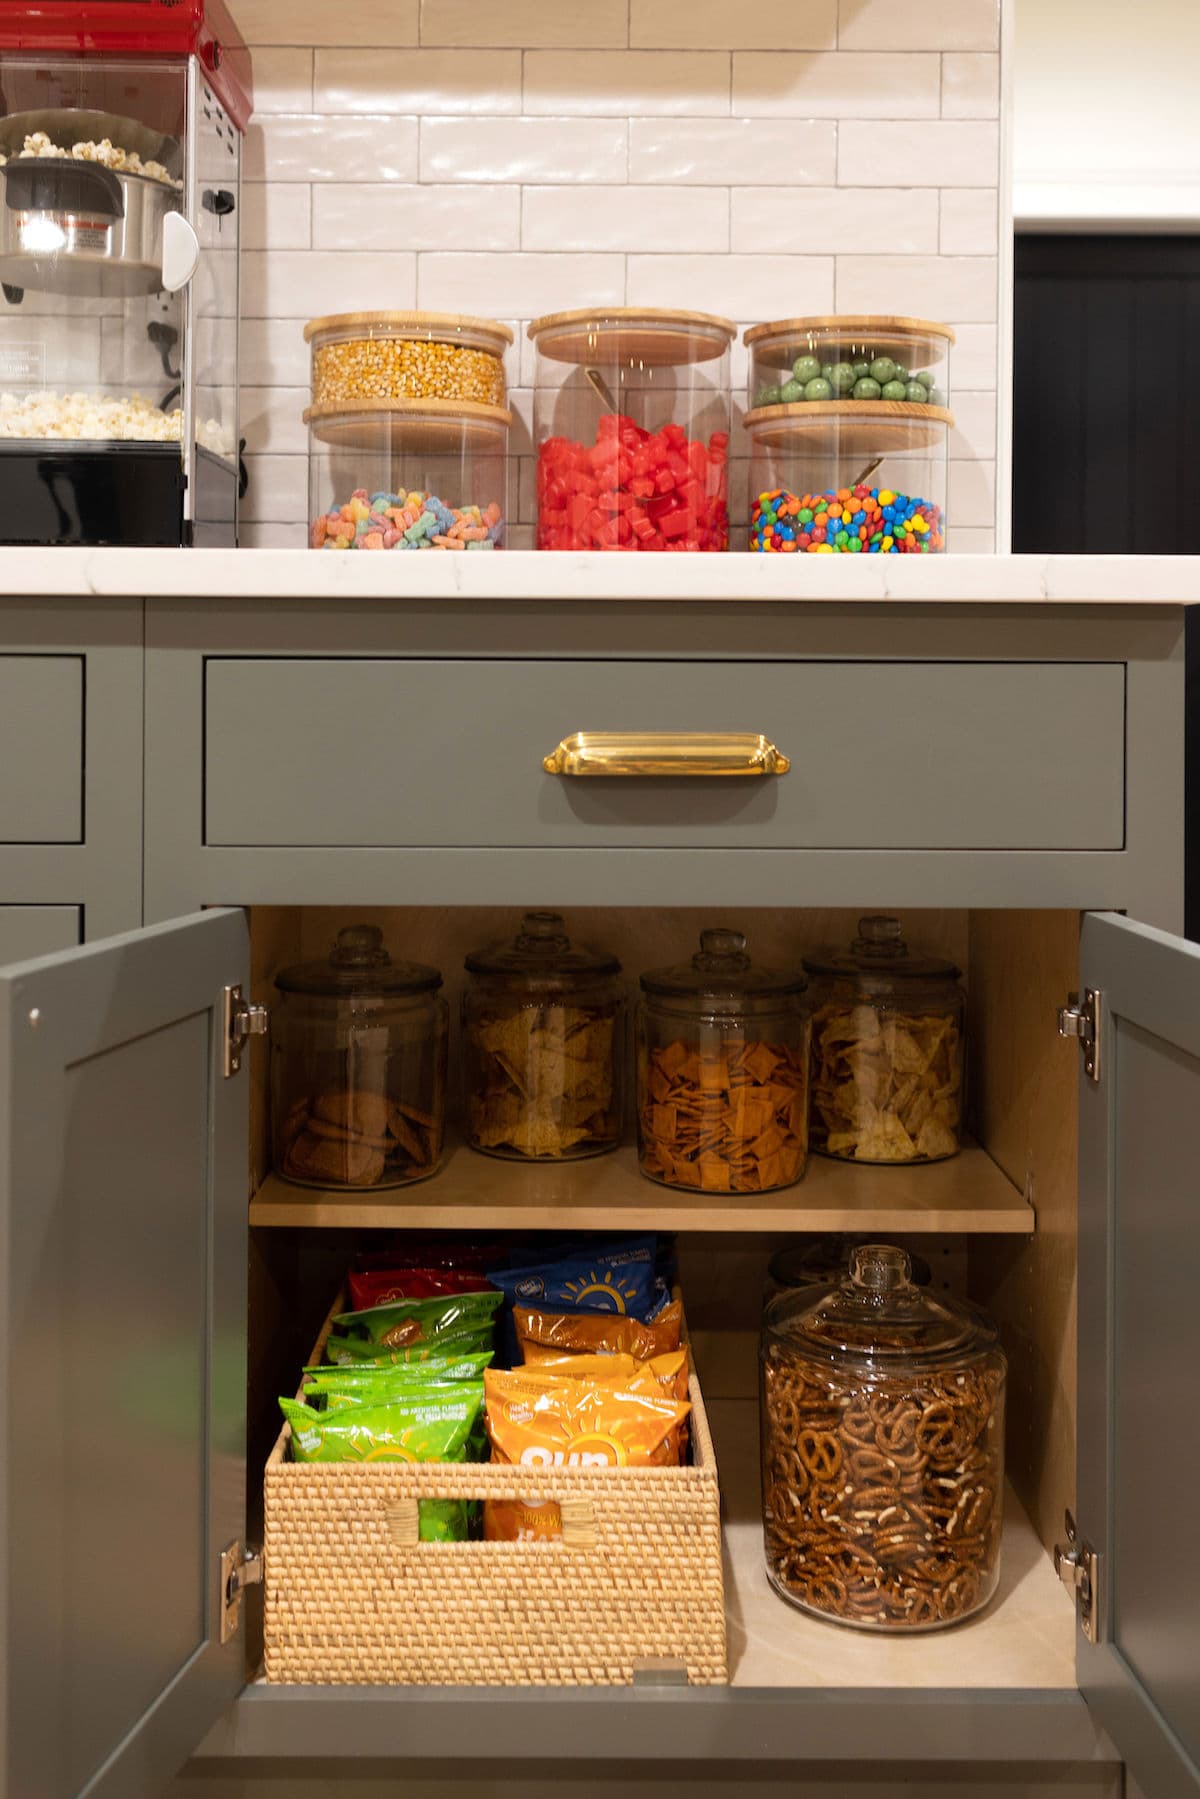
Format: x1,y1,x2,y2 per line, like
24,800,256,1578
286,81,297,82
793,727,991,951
305,312,512,409
804,916,964,1164
528,307,735,552
744,317,953,553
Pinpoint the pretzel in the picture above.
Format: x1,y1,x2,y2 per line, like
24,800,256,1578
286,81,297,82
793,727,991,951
761,1344,1003,1631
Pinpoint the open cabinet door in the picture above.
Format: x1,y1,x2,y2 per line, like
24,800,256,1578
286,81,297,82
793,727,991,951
1076,912,1200,1799
0,910,251,1799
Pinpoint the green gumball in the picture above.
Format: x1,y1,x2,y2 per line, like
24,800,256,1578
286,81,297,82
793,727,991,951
869,356,897,385
881,380,908,401
905,379,929,404
892,363,908,382
852,376,882,401
792,353,822,384
780,377,805,402
804,376,833,401
830,361,857,394
852,359,871,379
916,371,934,387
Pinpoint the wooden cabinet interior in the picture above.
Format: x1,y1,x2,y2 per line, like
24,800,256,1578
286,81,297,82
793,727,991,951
241,903,1081,1687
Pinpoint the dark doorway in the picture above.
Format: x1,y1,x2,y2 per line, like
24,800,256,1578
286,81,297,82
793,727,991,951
1014,234,1200,934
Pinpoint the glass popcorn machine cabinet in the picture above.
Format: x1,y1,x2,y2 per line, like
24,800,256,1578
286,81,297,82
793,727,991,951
0,2,253,545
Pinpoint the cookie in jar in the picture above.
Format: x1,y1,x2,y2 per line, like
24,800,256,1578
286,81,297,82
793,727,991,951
804,915,963,1163
271,925,447,1189
462,912,624,1160
760,1244,1006,1630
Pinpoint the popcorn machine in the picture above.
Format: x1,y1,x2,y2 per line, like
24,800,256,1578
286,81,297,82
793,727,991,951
0,2,252,545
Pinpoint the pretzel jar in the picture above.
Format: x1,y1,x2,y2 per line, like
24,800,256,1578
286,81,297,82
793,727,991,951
804,915,964,1164
462,911,625,1162
271,925,447,1190
636,929,809,1194
760,1244,1006,1631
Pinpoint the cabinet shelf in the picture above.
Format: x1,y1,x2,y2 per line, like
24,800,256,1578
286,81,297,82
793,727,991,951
248,1136,1032,1233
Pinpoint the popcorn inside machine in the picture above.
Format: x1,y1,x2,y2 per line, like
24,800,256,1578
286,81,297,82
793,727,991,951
0,1,252,545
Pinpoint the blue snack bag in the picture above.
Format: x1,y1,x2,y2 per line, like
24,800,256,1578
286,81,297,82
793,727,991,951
488,1237,660,1363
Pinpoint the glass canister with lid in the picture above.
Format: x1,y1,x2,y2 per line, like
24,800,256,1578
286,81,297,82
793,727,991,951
271,924,447,1189
743,316,953,554
304,311,512,552
636,928,809,1193
804,915,964,1164
528,307,735,551
760,1243,1006,1630
462,911,625,1161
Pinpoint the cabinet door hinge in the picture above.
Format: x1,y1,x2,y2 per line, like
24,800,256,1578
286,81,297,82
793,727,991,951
223,983,268,1077
220,1540,263,1644
1054,1509,1099,1644
1058,988,1101,1082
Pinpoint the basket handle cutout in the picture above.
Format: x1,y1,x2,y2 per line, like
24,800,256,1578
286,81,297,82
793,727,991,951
384,1495,596,1549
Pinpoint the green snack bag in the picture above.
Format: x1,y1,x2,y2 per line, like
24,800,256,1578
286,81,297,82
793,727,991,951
305,1372,486,1414
280,1388,484,1541
322,1323,495,1366
331,1288,503,1348
304,1351,492,1387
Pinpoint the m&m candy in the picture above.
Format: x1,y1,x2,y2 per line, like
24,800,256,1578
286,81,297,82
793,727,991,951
749,485,944,554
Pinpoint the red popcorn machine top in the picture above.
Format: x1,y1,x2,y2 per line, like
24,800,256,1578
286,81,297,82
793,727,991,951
0,0,253,545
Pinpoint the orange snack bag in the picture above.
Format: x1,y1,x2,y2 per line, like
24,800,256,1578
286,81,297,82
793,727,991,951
514,1298,683,1362
482,1366,691,1542
532,1348,690,1406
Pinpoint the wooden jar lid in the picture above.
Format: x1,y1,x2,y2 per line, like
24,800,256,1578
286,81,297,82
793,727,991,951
303,397,512,451
528,307,737,367
304,312,514,353
744,399,955,454
745,316,955,369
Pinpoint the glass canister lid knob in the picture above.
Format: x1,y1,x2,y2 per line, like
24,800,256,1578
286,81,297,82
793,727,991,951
694,927,752,973
848,1243,913,1294
851,916,907,959
514,911,572,955
329,924,391,969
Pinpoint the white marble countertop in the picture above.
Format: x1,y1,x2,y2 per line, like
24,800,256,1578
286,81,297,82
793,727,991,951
0,548,1196,602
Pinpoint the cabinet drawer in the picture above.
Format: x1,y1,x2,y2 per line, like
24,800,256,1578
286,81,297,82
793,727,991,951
0,655,84,843
0,905,81,963
204,658,1124,852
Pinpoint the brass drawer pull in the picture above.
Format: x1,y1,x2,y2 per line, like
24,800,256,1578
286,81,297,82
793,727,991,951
543,731,791,778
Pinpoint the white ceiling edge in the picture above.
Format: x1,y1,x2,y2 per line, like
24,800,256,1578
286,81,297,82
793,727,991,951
1015,180,1200,233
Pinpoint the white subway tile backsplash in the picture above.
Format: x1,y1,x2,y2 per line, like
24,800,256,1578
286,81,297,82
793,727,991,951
246,115,418,183
241,318,310,388
948,457,997,528
313,184,520,252
941,53,1000,118
948,390,997,461
421,117,628,184
733,187,938,255
524,52,732,117
241,184,311,251
233,0,416,46
947,322,998,389
241,453,308,522
838,120,999,187
242,251,417,317
632,117,836,189
240,387,309,454
627,254,835,318
314,49,523,115
835,254,998,321
939,189,999,255
240,523,305,549
945,528,996,554
523,186,729,254
838,0,999,52
420,0,627,46
733,51,941,119
250,49,314,112
631,0,836,50
417,254,625,315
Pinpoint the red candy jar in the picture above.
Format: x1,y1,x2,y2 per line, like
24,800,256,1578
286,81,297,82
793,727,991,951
528,308,734,552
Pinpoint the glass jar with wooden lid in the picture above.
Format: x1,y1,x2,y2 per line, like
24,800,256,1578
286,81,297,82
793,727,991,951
305,311,512,410
528,307,735,551
744,316,954,554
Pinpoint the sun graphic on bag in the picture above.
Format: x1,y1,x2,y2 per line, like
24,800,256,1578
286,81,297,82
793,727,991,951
561,1267,640,1314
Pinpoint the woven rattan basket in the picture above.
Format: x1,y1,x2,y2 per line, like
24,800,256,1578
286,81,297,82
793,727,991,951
263,1298,727,1686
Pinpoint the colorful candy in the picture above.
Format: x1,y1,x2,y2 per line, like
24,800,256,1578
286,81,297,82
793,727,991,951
536,413,728,552
309,489,503,551
749,485,944,554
